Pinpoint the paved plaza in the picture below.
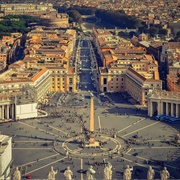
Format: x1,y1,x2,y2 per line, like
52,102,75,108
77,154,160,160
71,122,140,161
0,104,180,179
1,36,179,179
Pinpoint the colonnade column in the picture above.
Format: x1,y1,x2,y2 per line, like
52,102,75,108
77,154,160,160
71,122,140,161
7,105,9,119
160,102,164,115
176,104,179,118
149,101,153,117
12,104,14,119
2,105,4,120
171,103,174,116
166,103,168,115
157,101,161,115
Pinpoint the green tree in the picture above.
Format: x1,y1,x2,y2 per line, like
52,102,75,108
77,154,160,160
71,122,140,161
148,27,158,37
67,10,82,24
158,28,168,37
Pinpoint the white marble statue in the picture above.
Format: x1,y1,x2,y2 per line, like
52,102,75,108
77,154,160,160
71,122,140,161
86,165,96,180
13,167,21,180
64,166,73,180
160,167,170,180
104,161,112,180
147,166,155,180
48,166,58,180
66,150,69,156
123,165,132,180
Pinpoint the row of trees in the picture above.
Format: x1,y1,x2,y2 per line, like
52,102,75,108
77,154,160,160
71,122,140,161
95,9,139,29
67,10,83,24
58,5,171,38
58,6,139,29
0,15,39,37
138,23,168,37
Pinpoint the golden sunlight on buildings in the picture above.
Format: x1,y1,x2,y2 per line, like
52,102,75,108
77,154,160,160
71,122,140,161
93,29,162,105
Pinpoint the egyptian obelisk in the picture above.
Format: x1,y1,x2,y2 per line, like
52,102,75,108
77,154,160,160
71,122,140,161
89,96,95,144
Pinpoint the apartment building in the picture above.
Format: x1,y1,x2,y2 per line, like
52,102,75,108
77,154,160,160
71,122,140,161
0,37,10,72
99,66,126,93
125,68,161,105
167,60,180,92
99,65,161,105
94,29,162,105
23,27,78,93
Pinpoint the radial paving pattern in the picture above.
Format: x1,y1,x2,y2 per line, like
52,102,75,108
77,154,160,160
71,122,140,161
0,107,180,179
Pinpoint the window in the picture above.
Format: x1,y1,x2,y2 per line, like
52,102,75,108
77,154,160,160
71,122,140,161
69,78,73,83
103,78,107,85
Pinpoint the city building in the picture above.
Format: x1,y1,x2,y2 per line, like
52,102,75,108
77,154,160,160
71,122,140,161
0,67,50,102
99,65,162,105
94,29,162,105
40,12,69,28
0,134,12,179
0,85,38,120
24,27,78,93
0,66,50,120
0,33,22,71
0,26,79,120
0,3,56,16
148,89,180,118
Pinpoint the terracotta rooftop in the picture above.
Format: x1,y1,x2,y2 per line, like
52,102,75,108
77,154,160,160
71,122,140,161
127,68,146,81
68,68,75,73
31,67,48,82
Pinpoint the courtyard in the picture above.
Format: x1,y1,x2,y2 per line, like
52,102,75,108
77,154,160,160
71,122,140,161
0,104,179,179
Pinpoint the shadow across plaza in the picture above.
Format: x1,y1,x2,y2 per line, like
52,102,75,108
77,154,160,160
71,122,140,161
104,106,148,117
13,134,60,142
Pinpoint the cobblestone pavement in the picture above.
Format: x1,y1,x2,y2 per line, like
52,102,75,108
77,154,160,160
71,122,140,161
0,105,180,179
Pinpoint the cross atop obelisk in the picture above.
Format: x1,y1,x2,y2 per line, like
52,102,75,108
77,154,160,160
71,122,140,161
89,93,95,144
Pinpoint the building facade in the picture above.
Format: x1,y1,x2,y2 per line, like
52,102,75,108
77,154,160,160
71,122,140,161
0,84,38,120
148,90,180,117
99,66,162,105
0,67,50,103
0,3,56,16
95,29,162,105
